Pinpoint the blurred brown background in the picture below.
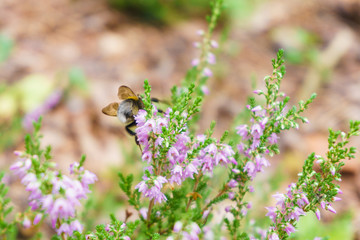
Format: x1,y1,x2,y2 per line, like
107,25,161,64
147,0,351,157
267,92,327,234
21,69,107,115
1,0,360,238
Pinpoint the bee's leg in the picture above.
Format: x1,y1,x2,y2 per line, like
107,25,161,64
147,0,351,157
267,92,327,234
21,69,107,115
125,122,142,152
150,97,160,103
125,121,137,136
151,98,164,114
135,135,142,152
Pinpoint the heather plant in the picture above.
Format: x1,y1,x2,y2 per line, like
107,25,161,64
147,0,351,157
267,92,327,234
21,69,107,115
1,0,360,239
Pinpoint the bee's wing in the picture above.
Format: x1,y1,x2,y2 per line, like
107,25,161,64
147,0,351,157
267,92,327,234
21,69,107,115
118,85,139,101
102,102,119,116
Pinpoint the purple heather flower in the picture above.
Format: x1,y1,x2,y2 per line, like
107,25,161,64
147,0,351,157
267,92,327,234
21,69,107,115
144,119,157,132
250,138,261,150
255,155,270,171
10,157,32,178
135,126,150,145
41,194,54,211
57,223,71,236
191,222,201,235
203,226,214,239
297,194,310,207
105,224,111,232
23,90,63,130
259,117,268,128
269,233,279,240
327,205,337,214
197,29,205,36
142,150,153,163
193,41,201,48
202,209,210,219
210,40,218,48
21,172,37,185
50,198,75,220
333,196,341,202
272,193,285,207
69,162,84,174
135,177,167,204
315,209,321,220
191,58,200,67
204,143,217,155
168,147,180,165
241,208,248,216
231,168,240,174
236,143,246,153
173,221,183,232
228,192,235,200
184,163,198,178
196,134,206,142
11,152,96,237
203,67,213,77
236,125,248,138
120,222,126,229
135,109,147,126
288,207,305,221
81,170,98,186
228,179,238,188
251,123,263,138
225,206,231,212
284,223,296,235
201,156,214,173
330,165,336,176
23,216,31,228
320,201,326,209
170,167,183,185
70,220,83,234
201,85,210,95
244,161,256,179
33,213,42,225
154,176,167,189
214,152,227,165
265,206,277,222
155,137,164,146
251,106,262,112
207,52,216,64
268,133,279,144
140,207,148,219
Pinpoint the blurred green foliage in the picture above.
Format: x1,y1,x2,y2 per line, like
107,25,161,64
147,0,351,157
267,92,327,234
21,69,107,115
274,28,320,65
0,34,13,63
68,67,89,92
293,211,353,239
0,75,53,152
107,0,261,25
107,0,221,24
0,67,90,152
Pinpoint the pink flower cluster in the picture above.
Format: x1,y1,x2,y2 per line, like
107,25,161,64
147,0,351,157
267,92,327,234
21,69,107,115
191,29,219,78
265,183,309,238
168,221,202,240
236,106,279,180
266,181,342,239
86,222,130,240
10,151,97,236
134,108,235,204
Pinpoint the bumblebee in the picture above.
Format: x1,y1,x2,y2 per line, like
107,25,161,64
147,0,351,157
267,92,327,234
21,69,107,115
102,85,145,141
